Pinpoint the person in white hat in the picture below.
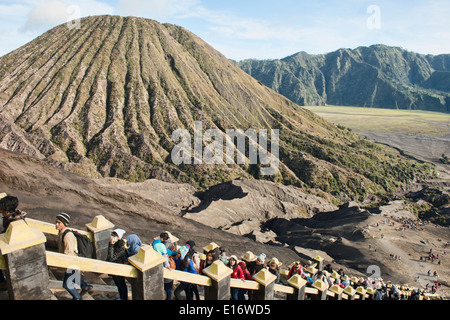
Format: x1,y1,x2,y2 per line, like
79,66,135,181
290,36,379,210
107,228,129,300
246,253,266,276
267,258,282,283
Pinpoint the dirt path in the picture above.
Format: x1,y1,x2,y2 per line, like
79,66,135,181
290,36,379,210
360,131,450,179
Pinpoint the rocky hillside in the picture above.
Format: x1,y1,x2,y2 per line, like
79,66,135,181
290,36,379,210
0,148,300,265
0,15,435,201
2,148,448,296
237,45,450,113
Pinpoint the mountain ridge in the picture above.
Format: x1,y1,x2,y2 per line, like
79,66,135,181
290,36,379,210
0,15,435,202
237,44,450,112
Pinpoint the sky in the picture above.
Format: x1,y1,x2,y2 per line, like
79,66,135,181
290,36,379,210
0,0,449,61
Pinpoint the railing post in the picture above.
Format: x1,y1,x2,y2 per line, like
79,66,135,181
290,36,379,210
252,268,276,300
305,265,318,278
344,286,356,300
313,256,324,271
356,286,367,300
0,220,52,300
330,271,340,283
202,260,232,300
85,215,114,260
311,279,328,300
286,274,307,300
128,245,165,300
329,284,344,300
366,287,376,300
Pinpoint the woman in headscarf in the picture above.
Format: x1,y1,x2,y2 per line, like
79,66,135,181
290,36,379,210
107,228,129,300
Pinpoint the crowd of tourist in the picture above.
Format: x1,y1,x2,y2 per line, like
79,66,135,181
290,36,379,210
0,192,446,300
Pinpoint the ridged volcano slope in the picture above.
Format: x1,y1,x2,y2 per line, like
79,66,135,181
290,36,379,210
0,15,434,200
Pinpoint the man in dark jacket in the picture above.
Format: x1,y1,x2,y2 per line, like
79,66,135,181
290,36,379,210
0,194,27,233
0,194,28,285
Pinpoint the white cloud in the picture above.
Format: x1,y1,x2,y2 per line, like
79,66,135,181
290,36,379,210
0,0,448,60
19,0,114,33
116,0,200,21
20,0,71,31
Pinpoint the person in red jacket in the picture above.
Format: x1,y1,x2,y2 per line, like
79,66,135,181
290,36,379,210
238,261,253,300
227,255,244,300
288,261,303,278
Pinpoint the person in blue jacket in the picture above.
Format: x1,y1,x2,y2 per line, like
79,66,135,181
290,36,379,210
124,233,142,261
174,245,197,300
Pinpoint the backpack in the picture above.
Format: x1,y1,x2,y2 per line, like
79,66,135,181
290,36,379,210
62,229,95,259
167,256,176,270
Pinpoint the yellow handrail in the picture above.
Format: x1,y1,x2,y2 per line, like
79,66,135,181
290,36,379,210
46,251,139,278
274,283,294,294
21,217,427,300
230,278,260,290
164,269,212,287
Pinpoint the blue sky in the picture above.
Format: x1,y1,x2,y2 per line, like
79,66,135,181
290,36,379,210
1,0,449,60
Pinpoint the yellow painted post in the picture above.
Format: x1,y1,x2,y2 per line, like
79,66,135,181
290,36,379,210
329,284,344,300
314,255,324,271
253,268,277,300
356,286,367,300
305,265,318,277
311,279,329,300
330,271,340,281
366,287,377,300
85,215,114,260
202,260,232,300
202,242,219,254
286,274,307,300
128,245,166,300
344,286,357,300
0,220,52,300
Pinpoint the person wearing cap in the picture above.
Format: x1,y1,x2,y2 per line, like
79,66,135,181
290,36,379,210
107,229,129,300
174,245,197,300
242,251,264,276
267,258,281,284
251,253,266,276
153,239,175,300
159,232,178,257
55,212,93,300
0,193,27,233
